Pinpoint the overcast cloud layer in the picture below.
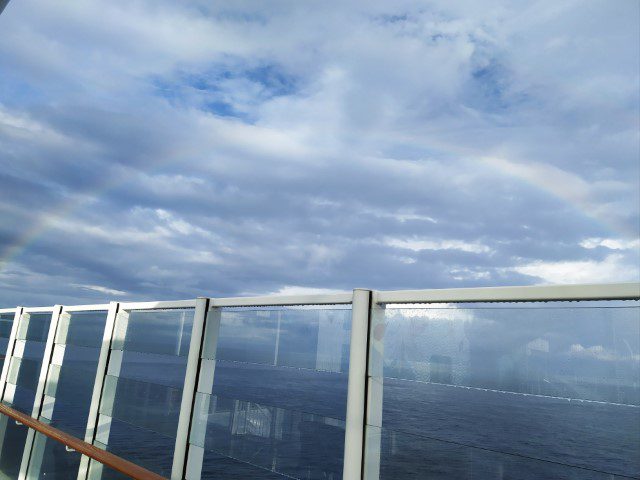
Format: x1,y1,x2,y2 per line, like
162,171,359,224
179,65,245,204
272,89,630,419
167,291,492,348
0,0,638,306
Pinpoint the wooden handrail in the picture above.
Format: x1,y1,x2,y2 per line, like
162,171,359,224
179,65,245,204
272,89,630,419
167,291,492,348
0,403,167,480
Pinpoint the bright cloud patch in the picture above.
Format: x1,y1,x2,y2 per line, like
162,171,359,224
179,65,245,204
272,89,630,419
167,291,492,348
511,254,639,284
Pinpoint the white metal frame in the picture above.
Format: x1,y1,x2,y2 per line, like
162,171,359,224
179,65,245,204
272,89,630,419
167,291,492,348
0,282,636,480
375,282,640,304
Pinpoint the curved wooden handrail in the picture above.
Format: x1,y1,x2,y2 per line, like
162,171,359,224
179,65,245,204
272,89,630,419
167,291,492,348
0,403,167,480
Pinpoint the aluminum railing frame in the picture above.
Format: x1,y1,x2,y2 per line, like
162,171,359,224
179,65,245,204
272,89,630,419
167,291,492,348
0,282,636,480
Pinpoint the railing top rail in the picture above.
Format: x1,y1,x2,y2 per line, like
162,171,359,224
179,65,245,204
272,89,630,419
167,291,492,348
62,303,110,312
209,292,353,307
0,403,167,480
119,299,196,310
2,282,639,310
21,306,56,313
375,282,640,304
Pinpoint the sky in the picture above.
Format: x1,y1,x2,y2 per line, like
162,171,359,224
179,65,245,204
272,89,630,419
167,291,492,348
0,0,638,306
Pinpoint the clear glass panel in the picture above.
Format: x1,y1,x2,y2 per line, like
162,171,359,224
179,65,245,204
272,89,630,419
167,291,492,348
191,392,345,479
17,312,51,342
116,309,193,356
366,426,620,480
0,414,29,478
0,313,13,338
96,308,194,477
30,430,85,480
213,360,348,420
206,309,351,372
368,301,640,479
191,306,351,479
100,375,183,437
117,350,189,389
28,310,107,479
0,313,14,374
3,313,53,416
55,310,106,349
93,417,177,478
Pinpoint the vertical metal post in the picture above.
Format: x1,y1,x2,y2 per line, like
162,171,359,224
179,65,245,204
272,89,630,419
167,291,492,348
77,302,120,480
171,297,209,480
343,289,372,480
185,306,221,480
363,298,385,479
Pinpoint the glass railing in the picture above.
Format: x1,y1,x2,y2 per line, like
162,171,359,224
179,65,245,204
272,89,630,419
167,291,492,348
0,283,636,479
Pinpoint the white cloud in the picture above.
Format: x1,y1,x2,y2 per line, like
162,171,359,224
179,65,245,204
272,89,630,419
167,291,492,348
384,237,493,254
511,254,639,284
580,237,640,251
271,286,348,296
72,284,128,296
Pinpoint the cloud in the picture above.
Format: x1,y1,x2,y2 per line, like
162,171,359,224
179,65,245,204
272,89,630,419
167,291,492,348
510,254,639,284
0,0,638,305
384,237,493,254
580,237,640,251
72,284,128,296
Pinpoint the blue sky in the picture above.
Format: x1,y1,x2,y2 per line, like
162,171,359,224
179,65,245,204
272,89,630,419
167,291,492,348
0,0,638,306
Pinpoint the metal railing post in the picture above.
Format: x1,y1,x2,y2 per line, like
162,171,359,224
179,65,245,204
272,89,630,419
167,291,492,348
343,289,373,480
78,301,120,480
171,297,209,480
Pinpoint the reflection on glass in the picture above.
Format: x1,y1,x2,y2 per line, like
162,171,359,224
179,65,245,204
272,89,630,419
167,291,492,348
369,302,640,479
207,309,351,373
115,309,193,356
191,392,345,479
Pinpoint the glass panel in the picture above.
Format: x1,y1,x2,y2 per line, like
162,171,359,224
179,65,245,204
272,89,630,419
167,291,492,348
191,392,345,479
3,313,53,415
100,375,183,437
117,350,189,389
213,361,348,420
0,414,29,478
117,309,193,356
207,309,351,372
55,311,106,349
30,430,85,480
93,417,177,478
28,310,107,479
17,312,51,342
0,313,14,374
366,426,620,480
368,301,640,479
0,314,13,338
191,307,351,479
96,308,194,477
